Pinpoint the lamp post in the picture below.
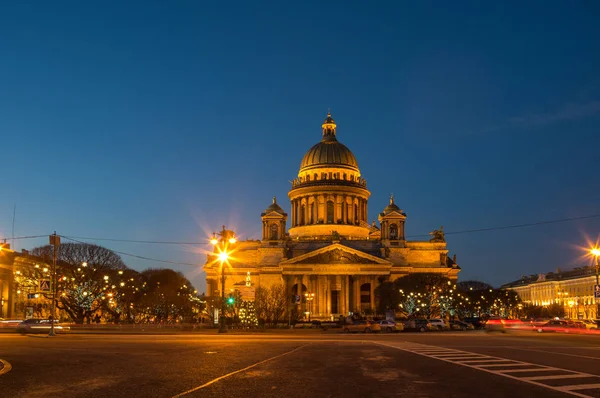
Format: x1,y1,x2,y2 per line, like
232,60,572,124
48,232,60,337
211,226,236,333
304,292,315,321
591,248,600,319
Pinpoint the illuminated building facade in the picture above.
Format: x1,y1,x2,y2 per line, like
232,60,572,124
503,267,598,319
204,113,460,319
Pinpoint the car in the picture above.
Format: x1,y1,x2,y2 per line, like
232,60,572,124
377,320,403,333
428,318,447,330
501,319,527,330
463,317,486,329
16,319,70,334
343,320,381,333
485,317,505,333
0,319,24,328
403,319,433,332
581,320,599,330
535,320,571,333
450,320,473,331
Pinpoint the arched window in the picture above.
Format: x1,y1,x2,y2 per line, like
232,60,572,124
327,200,334,223
314,173,318,181
306,175,310,182
270,224,279,240
389,224,398,240
354,204,358,223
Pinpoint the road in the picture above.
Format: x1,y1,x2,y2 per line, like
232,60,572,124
1,330,600,397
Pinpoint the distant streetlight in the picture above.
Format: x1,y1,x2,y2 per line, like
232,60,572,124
210,226,236,333
304,292,315,321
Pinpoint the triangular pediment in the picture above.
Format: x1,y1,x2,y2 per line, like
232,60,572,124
381,210,406,218
280,243,392,265
261,210,286,218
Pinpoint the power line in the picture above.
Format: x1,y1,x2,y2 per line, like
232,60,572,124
0,234,48,241
60,235,206,245
60,236,200,267
62,212,600,244
406,213,600,238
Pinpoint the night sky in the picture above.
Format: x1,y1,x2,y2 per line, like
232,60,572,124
1,1,600,293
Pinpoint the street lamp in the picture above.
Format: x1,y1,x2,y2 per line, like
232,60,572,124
210,226,236,333
590,248,600,319
304,292,315,321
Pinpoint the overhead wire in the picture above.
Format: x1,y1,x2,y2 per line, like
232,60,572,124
60,236,200,267
60,212,600,243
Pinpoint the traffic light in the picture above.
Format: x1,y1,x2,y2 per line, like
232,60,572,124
227,296,235,305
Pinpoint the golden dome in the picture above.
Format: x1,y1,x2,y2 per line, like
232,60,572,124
299,112,359,171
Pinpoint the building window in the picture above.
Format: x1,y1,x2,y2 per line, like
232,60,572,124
389,224,398,239
360,283,371,303
326,201,334,223
270,224,278,240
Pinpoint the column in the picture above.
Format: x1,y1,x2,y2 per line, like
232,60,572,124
291,200,295,226
326,276,331,316
304,197,309,225
354,276,361,312
341,275,347,316
370,276,376,310
345,275,350,316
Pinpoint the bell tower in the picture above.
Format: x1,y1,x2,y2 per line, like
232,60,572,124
261,196,288,241
378,195,406,243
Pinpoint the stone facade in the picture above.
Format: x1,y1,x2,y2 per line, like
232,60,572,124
204,113,460,319
503,267,599,319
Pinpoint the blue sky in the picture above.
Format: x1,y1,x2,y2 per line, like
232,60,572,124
1,1,600,292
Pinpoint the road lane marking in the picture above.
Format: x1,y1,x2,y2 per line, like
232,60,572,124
0,359,12,376
170,344,307,398
374,342,600,398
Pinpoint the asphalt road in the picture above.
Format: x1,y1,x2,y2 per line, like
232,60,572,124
1,330,600,398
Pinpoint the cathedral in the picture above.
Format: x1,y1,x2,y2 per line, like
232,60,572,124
204,112,460,319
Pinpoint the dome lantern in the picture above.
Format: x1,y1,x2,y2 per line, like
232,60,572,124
321,109,337,141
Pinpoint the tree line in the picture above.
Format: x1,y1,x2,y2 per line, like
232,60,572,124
14,243,204,324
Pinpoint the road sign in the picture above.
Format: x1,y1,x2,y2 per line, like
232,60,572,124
39,279,51,291
594,284,600,299
294,295,301,304
27,293,38,299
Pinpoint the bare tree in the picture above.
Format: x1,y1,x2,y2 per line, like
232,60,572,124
31,243,127,324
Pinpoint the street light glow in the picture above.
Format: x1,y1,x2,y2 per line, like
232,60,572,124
591,248,600,257
218,252,229,262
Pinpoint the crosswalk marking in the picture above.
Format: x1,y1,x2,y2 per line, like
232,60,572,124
525,374,593,381
560,384,600,391
374,342,600,398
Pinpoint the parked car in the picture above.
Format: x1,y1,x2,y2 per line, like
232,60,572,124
581,320,599,330
16,319,70,334
428,319,447,330
463,317,486,329
450,320,474,331
343,320,381,333
403,319,433,332
377,320,403,333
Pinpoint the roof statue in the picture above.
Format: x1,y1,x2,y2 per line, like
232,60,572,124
429,226,445,243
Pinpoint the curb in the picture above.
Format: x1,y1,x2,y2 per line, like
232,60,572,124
0,359,12,376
